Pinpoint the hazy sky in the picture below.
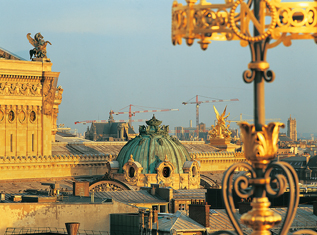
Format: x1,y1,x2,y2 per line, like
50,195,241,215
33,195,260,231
1,0,317,136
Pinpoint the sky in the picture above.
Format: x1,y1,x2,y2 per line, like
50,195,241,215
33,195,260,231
1,0,317,137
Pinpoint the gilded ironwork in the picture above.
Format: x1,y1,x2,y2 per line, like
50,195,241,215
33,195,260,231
172,0,317,50
171,0,317,234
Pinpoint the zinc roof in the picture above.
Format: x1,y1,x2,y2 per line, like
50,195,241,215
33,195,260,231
181,142,219,153
52,141,126,156
208,207,317,234
153,211,206,232
94,190,167,204
173,189,206,200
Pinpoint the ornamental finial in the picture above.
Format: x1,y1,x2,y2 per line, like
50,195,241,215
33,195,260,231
128,154,134,162
239,122,284,168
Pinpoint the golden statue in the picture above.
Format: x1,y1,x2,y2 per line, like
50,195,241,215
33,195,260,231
209,105,232,139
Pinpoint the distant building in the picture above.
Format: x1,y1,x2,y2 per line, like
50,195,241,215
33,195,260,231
287,115,297,141
84,112,137,141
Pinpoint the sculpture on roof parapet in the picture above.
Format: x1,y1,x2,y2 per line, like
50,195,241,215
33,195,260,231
139,115,169,135
27,33,51,60
209,105,232,139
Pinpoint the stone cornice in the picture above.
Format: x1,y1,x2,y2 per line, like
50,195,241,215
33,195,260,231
191,151,246,159
0,154,112,167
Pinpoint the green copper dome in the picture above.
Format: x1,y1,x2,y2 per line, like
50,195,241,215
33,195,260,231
117,115,191,174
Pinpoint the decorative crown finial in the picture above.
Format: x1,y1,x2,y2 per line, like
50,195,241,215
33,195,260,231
128,154,134,162
145,115,162,127
239,122,285,168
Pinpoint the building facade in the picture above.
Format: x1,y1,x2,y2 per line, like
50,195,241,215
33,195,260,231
0,51,62,157
287,115,297,141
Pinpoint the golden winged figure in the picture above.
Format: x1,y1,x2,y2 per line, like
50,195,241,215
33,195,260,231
210,105,232,139
27,33,51,60
213,105,230,126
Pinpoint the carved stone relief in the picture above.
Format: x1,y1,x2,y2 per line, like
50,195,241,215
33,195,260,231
42,78,56,115
0,81,41,96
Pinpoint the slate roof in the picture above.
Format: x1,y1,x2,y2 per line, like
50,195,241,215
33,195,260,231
207,207,317,234
181,141,219,153
279,135,294,142
153,211,206,232
307,155,317,168
52,141,126,156
53,135,220,157
172,189,206,200
94,190,167,204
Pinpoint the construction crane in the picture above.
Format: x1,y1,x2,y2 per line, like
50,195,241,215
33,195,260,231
110,104,179,126
182,95,239,127
228,113,281,124
74,119,146,125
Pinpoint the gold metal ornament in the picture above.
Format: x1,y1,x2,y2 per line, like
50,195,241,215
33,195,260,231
239,122,285,169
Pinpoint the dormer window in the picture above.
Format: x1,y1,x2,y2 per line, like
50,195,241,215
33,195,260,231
163,166,171,178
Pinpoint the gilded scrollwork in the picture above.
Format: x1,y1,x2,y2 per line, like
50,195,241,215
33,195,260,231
188,160,201,186
122,155,143,185
156,155,175,187
172,0,317,50
239,121,284,168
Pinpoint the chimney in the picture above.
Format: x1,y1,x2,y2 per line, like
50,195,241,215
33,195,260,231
65,223,80,235
139,209,145,230
313,201,317,216
153,210,158,224
73,181,89,196
150,184,159,196
189,200,210,227
1,193,5,201
148,209,153,230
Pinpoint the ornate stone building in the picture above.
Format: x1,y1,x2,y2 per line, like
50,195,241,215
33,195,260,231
89,116,202,191
85,113,136,141
0,49,62,157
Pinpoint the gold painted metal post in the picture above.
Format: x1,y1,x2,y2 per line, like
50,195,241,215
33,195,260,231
171,0,317,234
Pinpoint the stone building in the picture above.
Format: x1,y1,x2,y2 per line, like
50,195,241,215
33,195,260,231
85,118,136,141
287,115,297,141
0,48,62,157
89,115,202,191
0,48,246,187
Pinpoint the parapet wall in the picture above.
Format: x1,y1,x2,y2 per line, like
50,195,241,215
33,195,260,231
191,151,247,171
0,154,115,180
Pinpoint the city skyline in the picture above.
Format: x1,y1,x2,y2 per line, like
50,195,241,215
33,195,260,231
1,0,317,136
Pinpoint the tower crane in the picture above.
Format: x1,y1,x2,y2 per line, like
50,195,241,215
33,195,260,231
75,105,179,126
182,95,239,127
110,104,179,126
228,113,281,124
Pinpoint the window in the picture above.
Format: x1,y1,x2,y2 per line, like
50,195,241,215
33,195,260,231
160,205,166,213
179,204,185,210
128,166,135,178
162,167,171,178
